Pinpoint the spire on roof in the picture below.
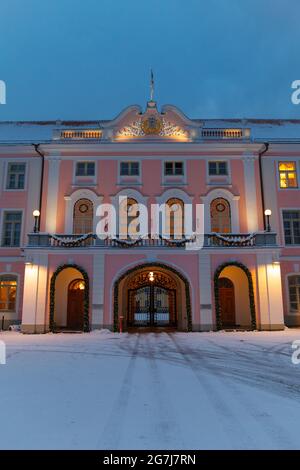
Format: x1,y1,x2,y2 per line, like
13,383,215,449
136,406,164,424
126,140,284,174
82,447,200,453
150,69,154,101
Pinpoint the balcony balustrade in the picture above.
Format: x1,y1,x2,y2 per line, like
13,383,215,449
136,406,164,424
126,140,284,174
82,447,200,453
27,232,277,249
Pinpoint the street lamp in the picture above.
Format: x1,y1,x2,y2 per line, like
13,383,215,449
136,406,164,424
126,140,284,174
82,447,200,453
264,209,272,232
33,210,40,233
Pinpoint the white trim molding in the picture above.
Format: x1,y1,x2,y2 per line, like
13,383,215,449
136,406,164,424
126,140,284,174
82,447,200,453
64,188,103,233
201,187,240,233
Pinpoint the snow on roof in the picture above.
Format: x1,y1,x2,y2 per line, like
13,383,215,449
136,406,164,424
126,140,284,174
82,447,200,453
0,117,299,143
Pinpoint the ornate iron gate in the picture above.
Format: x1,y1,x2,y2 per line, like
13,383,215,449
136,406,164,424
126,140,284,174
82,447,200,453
128,284,176,327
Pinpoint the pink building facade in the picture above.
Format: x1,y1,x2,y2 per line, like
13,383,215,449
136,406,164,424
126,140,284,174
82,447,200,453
0,100,299,333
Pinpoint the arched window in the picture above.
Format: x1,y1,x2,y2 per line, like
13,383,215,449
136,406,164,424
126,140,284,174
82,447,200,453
210,198,231,233
73,199,93,234
166,198,184,239
119,197,139,238
288,275,300,313
0,275,17,312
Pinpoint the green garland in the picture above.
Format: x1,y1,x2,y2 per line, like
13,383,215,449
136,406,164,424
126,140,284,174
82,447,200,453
113,262,192,332
49,263,90,332
214,261,257,331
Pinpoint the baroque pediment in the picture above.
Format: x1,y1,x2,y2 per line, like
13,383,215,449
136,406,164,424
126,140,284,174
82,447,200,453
105,101,199,142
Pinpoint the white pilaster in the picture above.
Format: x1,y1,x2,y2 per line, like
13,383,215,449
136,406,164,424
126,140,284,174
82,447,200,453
45,155,61,233
92,253,105,328
21,253,49,333
243,153,259,232
199,252,214,330
25,158,42,237
64,196,72,233
256,252,285,330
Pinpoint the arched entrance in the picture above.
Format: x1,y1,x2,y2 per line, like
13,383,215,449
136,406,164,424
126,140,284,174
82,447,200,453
128,270,177,327
49,264,90,332
113,263,192,331
214,262,256,330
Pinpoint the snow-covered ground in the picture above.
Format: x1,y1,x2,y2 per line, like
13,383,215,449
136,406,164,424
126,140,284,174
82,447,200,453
0,329,300,450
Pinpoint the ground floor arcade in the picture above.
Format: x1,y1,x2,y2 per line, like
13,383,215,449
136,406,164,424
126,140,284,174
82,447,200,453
6,249,285,334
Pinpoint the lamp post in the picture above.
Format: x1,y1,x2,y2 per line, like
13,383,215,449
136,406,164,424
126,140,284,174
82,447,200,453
264,209,272,232
33,210,40,233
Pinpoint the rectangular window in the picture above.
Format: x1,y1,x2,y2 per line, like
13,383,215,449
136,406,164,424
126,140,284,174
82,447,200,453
6,163,26,189
279,162,298,188
1,212,22,247
164,161,184,176
283,210,300,245
209,161,228,176
75,162,95,177
120,161,140,176
288,276,300,313
0,276,17,311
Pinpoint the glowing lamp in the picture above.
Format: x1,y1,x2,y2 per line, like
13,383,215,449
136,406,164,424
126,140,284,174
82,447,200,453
33,210,40,233
264,209,272,232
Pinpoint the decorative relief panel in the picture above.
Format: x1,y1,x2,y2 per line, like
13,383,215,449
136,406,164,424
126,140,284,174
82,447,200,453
115,117,189,140
127,270,177,290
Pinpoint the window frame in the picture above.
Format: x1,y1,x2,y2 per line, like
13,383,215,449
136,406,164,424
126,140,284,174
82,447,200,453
164,161,184,176
75,161,96,177
4,161,27,191
1,210,23,247
278,161,298,189
120,161,140,177
282,209,300,246
0,274,18,312
287,274,300,315
208,160,228,176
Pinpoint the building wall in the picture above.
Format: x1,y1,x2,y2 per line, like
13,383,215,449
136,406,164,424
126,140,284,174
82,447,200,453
0,114,299,331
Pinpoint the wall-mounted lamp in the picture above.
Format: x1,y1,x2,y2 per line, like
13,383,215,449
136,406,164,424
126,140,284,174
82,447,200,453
33,210,40,233
148,271,155,282
25,257,33,266
264,209,272,232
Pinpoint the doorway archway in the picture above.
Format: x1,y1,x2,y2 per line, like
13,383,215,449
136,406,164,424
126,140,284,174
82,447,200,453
113,262,192,331
214,261,256,330
49,264,90,332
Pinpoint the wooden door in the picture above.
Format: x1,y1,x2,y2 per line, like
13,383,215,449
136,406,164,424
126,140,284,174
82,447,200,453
67,279,85,330
219,277,235,326
210,198,231,233
73,199,93,234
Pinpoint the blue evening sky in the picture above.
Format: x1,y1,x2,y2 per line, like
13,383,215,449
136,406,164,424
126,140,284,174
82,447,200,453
0,0,299,121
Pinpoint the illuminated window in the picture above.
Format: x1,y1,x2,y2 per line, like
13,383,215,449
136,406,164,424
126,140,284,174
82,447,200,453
209,161,228,176
120,162,139,176
279,162,298,188
75,162,95,177
283,210,300,245
164,162,184,176
211,198,231,233
1,211,22,247
6,163,26,189
0,276,17,311
288,276,300,313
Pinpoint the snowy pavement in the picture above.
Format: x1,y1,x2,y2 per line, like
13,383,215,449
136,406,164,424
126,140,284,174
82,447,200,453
1,329,300,450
